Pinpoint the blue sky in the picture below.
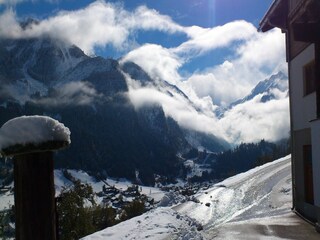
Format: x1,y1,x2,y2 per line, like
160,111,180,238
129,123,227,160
0,0,290,144
11,0,273,27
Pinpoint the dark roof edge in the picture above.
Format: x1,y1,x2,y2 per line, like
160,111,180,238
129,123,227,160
259,0,285,32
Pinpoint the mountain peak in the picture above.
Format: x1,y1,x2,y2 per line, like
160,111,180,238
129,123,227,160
120,61,153,84
0,38,88,86
215,71,288,118
234,71,288,105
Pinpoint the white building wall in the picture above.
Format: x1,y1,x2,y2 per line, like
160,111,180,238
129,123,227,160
291,43,320,208
290,44,316,130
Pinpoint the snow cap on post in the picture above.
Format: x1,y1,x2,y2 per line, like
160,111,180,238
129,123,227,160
0,115,71,157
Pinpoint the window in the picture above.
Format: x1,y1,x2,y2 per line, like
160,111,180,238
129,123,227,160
303,60,316,96
303,145,314,204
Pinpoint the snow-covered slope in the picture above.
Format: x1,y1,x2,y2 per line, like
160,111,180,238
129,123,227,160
83,155,293,240
82,207,204,240
175,155,291,227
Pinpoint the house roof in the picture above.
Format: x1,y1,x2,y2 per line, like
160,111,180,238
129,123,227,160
259,0,288,32
260,0,320,33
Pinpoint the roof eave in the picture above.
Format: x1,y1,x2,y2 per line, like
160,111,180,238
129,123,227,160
259,0,288,32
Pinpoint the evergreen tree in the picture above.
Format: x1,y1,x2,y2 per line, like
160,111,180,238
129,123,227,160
57,180,116,240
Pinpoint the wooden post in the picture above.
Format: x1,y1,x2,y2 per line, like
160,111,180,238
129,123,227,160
14,152,56,240
0,116,70,240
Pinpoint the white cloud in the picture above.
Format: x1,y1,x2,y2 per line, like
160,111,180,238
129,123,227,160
1,81,102,106
120,18,285,107
235,28,286,73
184,28,286,106
24,1,129,53
0,1,186,54
35,81,102,107
120,17,287,144
126,75,290,145
185,65,250,106
121,44,182,85
176,20,257,56
126,86,225,140
127,5,184,33
0,9,24,38
218,94,290,143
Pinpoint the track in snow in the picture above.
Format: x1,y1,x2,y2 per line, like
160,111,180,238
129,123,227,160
174,155,292,230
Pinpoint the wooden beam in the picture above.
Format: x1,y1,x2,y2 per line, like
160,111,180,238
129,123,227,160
315,42,320,118
292,22,320,42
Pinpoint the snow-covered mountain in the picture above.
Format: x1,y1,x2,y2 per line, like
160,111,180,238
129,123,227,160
0,38,87,101
0,37,229,184
216,71,288,118
0,34,290,183
232,71,287,106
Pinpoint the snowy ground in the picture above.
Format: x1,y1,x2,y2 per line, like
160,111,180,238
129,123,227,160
84,155,317,240
82,207,203,240
54,169,165,203
2,155,319,239
0,187,14,211
0,169,165,211
184,159,212,179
